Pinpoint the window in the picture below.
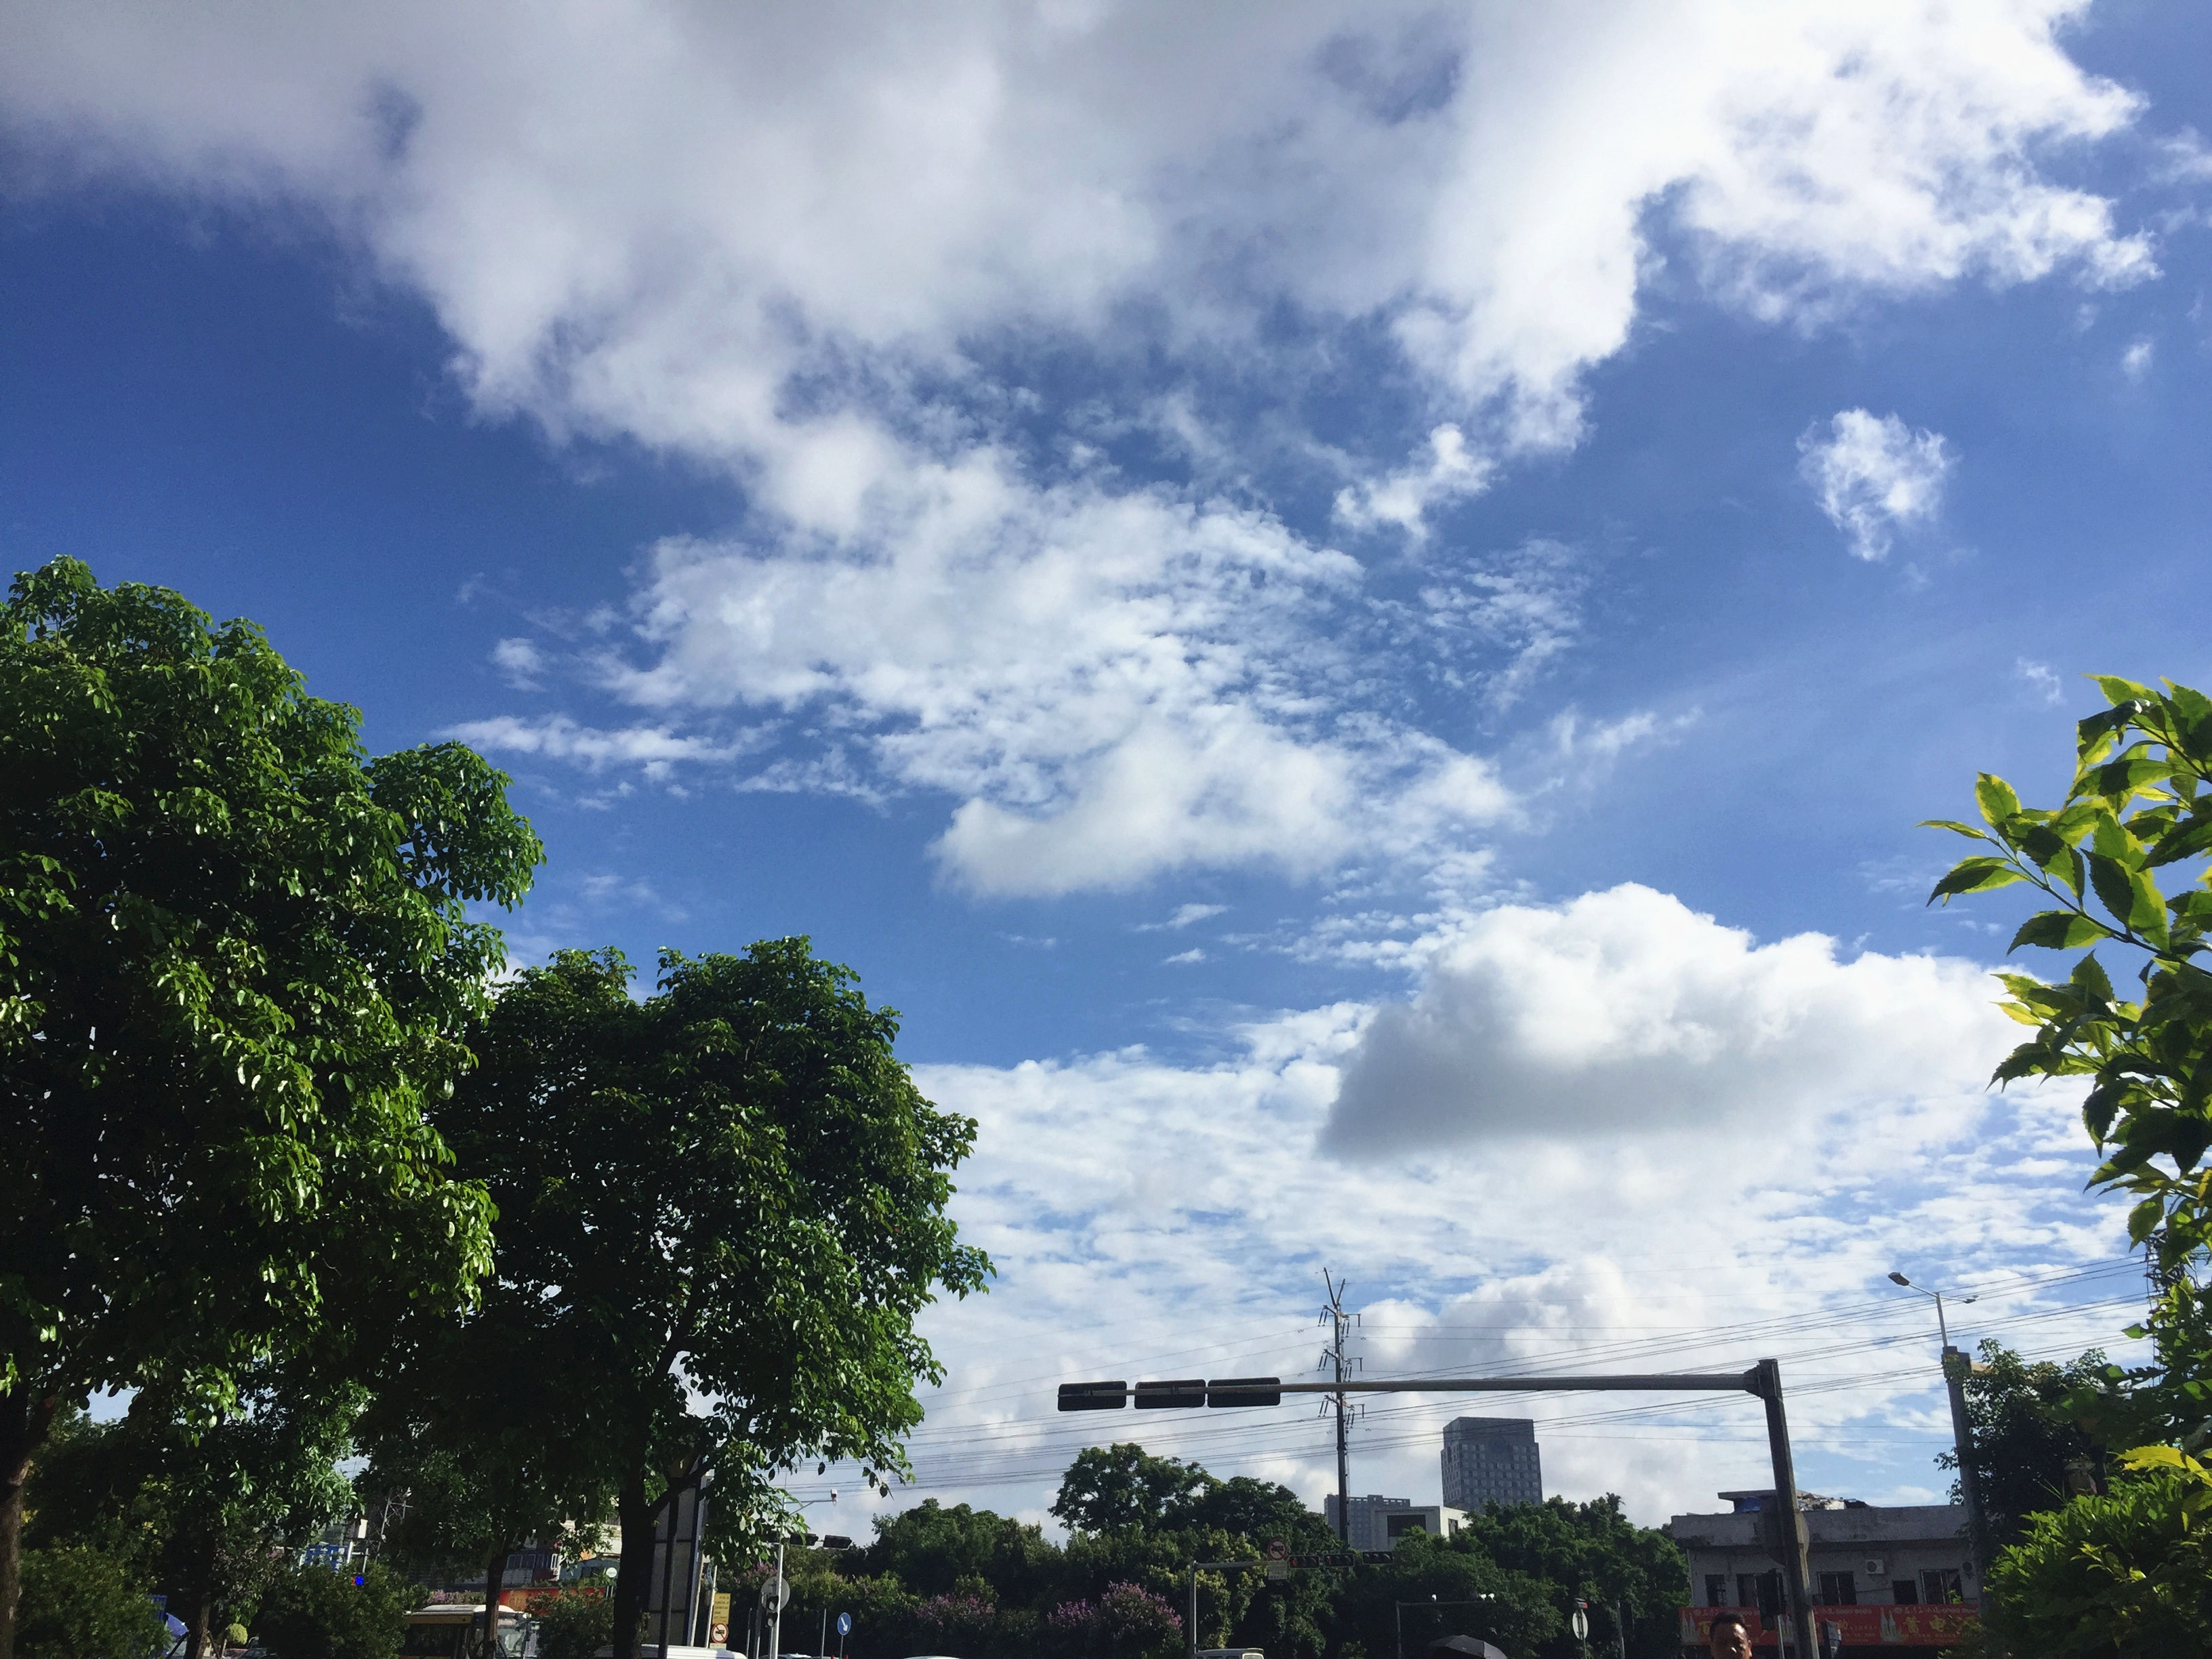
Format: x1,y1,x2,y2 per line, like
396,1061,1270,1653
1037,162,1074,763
1890,1579,1919,1605
1921,1569,1964,1604
1705,1576,1728,1607
1816,1572,1856,1606
1736,1574,1761,1608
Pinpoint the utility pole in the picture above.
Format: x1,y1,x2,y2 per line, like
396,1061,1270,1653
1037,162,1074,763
1889,1273,1994,1643
1320,1271,1357,1542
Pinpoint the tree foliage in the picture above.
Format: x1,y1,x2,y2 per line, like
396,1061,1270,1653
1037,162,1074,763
28,1364,356,1656
1926,678,2212,1252
1938,1341,2108,1548
436,943,989,1656
0,558,541,1659
1052,1444,1215,1535
10,1546,165,1659
1980,1448,2212,1656
251,1562,409,1659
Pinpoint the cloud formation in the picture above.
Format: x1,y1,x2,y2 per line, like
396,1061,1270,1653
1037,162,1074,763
1799,409,1959,560
1326,884,2015,1153
885,912,2125,1525
0,1,2150,891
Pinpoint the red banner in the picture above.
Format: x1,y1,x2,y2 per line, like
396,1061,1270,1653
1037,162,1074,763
1679,1605,1978,1647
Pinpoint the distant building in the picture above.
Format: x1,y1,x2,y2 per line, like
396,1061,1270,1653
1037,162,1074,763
1669,1490,1980,1656
1324,1494,1467,1552
1440,1416,1542,1512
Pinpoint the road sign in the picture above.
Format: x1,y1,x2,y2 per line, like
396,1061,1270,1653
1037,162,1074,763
1265,1538,1289,1561
1572,1605,1589,1640
760,1575,791,1612
836,1612,852,1636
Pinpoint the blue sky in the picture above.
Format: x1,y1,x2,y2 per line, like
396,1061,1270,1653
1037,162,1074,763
7,1,2209,1532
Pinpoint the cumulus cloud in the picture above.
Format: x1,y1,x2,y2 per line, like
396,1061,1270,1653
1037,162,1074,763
1798,409,1958,560
491,636,547,690
0,1,2152,890
876,928,2128,1526
1324,884,2016,1153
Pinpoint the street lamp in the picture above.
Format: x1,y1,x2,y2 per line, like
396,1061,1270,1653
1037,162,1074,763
1887,1272,1992,1620
1886,1272,1974,1347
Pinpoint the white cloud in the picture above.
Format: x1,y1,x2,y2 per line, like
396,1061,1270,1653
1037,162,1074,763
491,636,547,690
1798,409,1958,560
2122,337,2154,380
443,713,752,778
2015,657,2066,706
1326,883,2016,1153
0,2,2153,889
1140,903,1229,933
598,485,1514,896
863,911,2133,1527
1333,424,1494,539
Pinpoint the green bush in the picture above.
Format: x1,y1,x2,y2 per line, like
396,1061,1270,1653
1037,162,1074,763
14,1545,167,1659
533,1591,614,1659
252,1563,408,1659
1983,1464,2212,1656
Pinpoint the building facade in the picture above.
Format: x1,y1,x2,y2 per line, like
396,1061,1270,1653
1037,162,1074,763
1668,1491,1980,1655
1440,1416,1542,1513
1323,1494,1468,1552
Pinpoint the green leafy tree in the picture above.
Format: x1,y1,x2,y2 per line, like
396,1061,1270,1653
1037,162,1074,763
855,1499,1061,1603
1324,1529,1558,1659
251,1562,409,1659
1052,1445,1213,1535
0,559,542,1659
531,1591,615,1659
361,1291,613,1649
436,945,989,1658
1980,1446,2212,1656
1923,675,2212,1446
1451,1496,1687,1659
10,1546,165,1659
1937,1342,2110,1547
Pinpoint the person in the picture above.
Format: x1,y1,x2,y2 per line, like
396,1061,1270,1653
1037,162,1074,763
1708,1610,1754,1659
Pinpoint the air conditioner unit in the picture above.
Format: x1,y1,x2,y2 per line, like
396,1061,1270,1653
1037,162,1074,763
1862,1559,1886,1579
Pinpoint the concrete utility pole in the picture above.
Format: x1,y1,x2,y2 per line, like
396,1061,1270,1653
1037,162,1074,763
1320,1271,1357,1542
1889,1273,1994,1639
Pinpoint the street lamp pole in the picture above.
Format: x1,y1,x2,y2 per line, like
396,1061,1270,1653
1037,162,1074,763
1888,1273,1993,1620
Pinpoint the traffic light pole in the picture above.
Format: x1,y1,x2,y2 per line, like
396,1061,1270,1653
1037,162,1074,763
1061,1364,1820,1659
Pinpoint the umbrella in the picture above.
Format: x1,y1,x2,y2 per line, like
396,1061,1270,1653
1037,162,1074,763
1427,1638,1509,1659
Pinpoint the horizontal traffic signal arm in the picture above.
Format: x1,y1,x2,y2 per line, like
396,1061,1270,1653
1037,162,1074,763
1057,1367,1767,1410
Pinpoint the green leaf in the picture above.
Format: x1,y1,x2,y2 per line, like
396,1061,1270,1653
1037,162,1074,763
2093,674,2154,706
2009,910,2112,953
1975,773,2021,830
2070,954,2116,1002
2018,824,2086,896
1919,819,1991,842
2089,853,2168,943
1927,857,2027,905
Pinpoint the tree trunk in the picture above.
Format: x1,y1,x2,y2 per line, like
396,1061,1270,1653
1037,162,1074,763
184,1589,213,1659
611,1477,650,1659
483,1540,513,1659
0,1385,60,1659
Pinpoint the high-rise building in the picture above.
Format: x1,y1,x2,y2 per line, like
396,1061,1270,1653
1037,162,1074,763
1441,1416,1542,1511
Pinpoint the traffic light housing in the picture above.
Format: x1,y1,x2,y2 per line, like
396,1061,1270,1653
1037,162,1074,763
1208,1376,1282,1407
1057,1381,1128,1410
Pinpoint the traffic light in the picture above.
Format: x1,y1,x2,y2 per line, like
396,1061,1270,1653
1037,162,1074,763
1135,1379,1206,1409
1208,1376,1282,1407
1057,1380,1128,1410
